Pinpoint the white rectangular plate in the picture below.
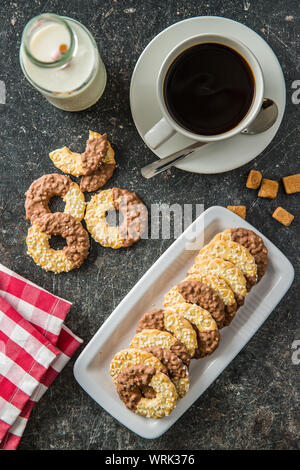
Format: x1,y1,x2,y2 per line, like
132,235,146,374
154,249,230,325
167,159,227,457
73,206,294,439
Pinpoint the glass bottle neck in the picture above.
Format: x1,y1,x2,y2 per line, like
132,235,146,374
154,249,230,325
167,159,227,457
21,13,76,69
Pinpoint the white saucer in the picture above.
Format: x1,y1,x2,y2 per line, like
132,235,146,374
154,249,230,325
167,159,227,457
130,16,286,174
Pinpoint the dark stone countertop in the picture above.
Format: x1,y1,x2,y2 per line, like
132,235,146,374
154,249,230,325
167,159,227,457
0,0,299,450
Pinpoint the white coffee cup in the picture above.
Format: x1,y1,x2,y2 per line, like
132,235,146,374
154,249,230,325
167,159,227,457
144,33,264,149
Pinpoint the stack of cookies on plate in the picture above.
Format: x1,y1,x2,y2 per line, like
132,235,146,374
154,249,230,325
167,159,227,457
110,227,268,419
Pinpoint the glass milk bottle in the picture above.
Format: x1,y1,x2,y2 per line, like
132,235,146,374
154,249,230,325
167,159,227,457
19,13,107,111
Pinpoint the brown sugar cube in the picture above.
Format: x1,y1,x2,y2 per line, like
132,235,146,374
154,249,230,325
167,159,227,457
226,205,246,219
282,174,300,194
272,207,294,226
258,179,279,199
246,169,262,189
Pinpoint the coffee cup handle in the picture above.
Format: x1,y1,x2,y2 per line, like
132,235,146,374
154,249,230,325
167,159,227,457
144,117,176,149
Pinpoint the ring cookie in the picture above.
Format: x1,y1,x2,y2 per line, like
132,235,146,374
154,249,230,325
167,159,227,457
166,302,220,358
80,131,116,192
79,157,115,192
25,174,85,223
129,330,190,397
188,257,247,307
116,365,177,418
26,212,89,273
144,347,189,398
110,348,168,384
184,272,237,326
136,309,197,357
110,347,187,400
166,280,225,329
197,239,257,290
212,228,268,282
164,286,221,357
130,329,190,368
49,147,82,177
85,188,147,249
49,131,108,176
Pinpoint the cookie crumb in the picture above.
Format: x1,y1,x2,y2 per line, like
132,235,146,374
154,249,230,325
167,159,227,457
272,207,294,226
226,205,246,219
246,169,262,189
282,174,300,194
258,179,279,199
124,8,136,13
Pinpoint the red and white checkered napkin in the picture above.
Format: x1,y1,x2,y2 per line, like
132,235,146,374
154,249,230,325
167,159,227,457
0,264,83,450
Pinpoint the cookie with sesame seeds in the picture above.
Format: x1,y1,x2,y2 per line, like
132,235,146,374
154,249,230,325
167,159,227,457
111,347,187,399
169,280,226,329
49,130,108,176
25,174,85,223
143,347,189,398
188,257,247,307
110,348,168,383
116,365,178,418
130,329,191,369
80,132,116,192
49,146,83,177
136,308,197,358
197,239,257,290
211,228,268,282
26,212,89,273
50,130,116,192
164,300,220,359
129,331,190,397
184,271,237,326
85,188,147,249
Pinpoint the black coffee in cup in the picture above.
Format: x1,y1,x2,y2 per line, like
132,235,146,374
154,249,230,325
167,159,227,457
163,43,255,136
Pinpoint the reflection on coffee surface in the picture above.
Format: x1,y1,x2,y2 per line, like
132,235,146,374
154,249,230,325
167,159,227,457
163,43,255,136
